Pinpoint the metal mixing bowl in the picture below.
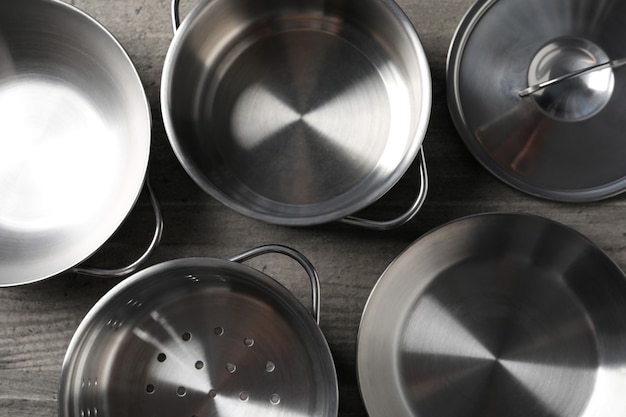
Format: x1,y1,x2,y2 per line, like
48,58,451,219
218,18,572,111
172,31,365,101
0,0,159,285
161,0,431,229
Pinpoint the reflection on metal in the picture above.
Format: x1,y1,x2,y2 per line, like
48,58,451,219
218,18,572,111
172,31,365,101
162,0,431,227
359,213,626,417
447,0,626,201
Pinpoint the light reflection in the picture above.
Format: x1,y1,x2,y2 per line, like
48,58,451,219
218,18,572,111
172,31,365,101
499,359,594,416
230,83,301,150
0,76,120,233
402,295,495,360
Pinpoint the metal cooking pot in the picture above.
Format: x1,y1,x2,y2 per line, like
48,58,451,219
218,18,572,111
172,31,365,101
161,0,431,230
358,213,626,417
0,0,162,286
59,245,338,417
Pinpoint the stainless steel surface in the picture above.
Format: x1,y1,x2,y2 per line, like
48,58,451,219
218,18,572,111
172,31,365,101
519,56,626,98
161,0,431,227
0,0,152,285
70,180,164,278
358,213,626,417
447,0,626,201
59,246,338,417
341,150,428,230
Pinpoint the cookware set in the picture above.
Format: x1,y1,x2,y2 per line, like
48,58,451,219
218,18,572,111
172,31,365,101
2,0,626,416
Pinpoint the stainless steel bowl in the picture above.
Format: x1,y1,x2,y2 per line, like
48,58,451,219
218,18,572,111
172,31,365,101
0,0,160,285
59,245,338,417
161,0,431,229
358,213,626,417
448,0,626,201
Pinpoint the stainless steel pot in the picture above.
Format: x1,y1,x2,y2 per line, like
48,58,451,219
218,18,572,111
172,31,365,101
0,0,162,286
59,245,338,417
358,213,626,417
161,0,431,230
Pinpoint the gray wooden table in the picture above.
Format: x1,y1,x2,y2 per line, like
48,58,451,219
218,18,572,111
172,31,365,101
2,0,625,416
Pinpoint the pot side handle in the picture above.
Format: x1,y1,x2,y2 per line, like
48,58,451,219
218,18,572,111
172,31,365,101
341,148,428,230
71,179,164,278
229,245,321,324
171,0,182,33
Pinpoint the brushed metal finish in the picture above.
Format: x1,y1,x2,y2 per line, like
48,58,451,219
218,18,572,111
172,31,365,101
447,0,626,201
161,0,431,226
358,213,626,417
0,0,151,285
59,248,338,417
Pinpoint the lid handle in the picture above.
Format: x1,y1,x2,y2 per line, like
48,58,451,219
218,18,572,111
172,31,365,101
229,245,321,324
519,57,626,97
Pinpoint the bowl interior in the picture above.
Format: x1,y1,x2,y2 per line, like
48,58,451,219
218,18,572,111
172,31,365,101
0,0,150,284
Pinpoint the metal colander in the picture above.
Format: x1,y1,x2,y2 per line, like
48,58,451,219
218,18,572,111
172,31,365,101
59,245,338,417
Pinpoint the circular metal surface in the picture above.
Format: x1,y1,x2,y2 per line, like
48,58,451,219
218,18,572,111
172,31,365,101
59,258,338,417
0,0,151,285
447,0,626,201
162,0,431,225
358,213,626,417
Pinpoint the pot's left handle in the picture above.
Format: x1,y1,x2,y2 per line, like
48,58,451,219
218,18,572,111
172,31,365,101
71,179,164,278
229,245,321,324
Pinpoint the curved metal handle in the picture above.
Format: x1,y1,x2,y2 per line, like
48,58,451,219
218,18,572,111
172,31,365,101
171,0,181,33
341,148,428,230
229,245,321,324
519,57,626,97
72,179,164,278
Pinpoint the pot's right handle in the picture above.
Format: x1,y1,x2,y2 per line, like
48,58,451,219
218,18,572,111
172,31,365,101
229,245,321,324
72,179,164,278
171,0,182,32
341,148,428,230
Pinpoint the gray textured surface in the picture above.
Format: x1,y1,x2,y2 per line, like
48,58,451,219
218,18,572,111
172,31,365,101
1,0,626,416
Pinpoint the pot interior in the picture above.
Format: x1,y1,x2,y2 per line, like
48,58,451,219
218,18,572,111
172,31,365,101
59,258,338,417
162,0,430,225
0,0,150,285
358,213,626,417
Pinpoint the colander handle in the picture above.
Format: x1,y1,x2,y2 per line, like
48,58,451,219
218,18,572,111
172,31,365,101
229,245,321,324
71,179,164,278
341,148,428,230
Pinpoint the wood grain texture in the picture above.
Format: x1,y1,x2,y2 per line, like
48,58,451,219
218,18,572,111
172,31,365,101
2,0,626,416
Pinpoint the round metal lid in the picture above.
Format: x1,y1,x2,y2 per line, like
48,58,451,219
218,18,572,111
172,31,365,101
447,0,626,201
357,213,626,417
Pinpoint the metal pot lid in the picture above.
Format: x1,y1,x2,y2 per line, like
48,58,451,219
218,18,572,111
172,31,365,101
358,213,626,417
447,0,626,201
59,251,338,417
